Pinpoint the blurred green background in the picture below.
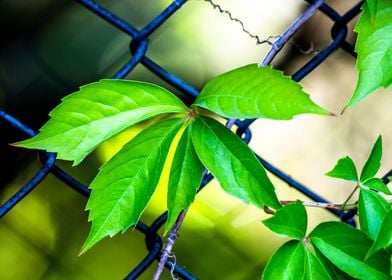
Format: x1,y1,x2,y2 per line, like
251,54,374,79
1,0,392,279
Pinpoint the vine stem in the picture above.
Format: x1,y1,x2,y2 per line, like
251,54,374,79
341,185,360,210
274,193,392,212
260,0,326,67
152,211,187,280
280,200,358,211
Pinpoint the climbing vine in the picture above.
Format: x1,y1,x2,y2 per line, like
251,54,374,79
13,0,392,278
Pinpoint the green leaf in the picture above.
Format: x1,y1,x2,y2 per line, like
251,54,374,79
81,118,184,253
325,156,358,182
366,0,378,21
262,240,306,280
358,188,391,240
195,64,329,120
262,200,307,239
360,135,382,182
166,126,204,231
191,115,281,210
362,178,391,195
346,1,392,108
14,80,188,165
304,245,343,280
311,247,355,280
310,221,390,279
368,208,392,257
262,240,341,280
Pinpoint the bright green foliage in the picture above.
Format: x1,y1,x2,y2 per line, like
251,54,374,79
262,240,340,280
347,0,392,108
368,209,392,257
166,126,204,230
304,246,342,280
14,80,188,165
81,118,184,253
191,116,281,210
195,64,329,120
310,222,390,279
326,136,384,185
19,65,332,253
366,0,378,20
262,200,307,239
326,156,358,181
326,136,390,196
262,240,306,280
362,178,391,195
311,248,355,280
360,135,382,182
358,188,391,240
15,55,392,279
8,0,392,276
321,137,392,279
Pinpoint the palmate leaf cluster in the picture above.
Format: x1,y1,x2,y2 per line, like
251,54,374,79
15,64,328,253
13,0,392,278
262,137,392,279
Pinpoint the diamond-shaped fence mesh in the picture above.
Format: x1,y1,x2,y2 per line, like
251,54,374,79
2,0,390,279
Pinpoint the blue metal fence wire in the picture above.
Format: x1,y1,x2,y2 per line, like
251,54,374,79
1,0,387,278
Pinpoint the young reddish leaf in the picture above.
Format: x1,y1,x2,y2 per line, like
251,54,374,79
262,240,306,280
362,178,391,195
360,136,382,182
195,64,329,120
310,221,390,279
325,156,358,182
191,116,281,210
263,200,307,239
358,188,391,240
346,1,392,108
14,80,188,165
367,208,392,257
166,126,204,231
81,118,184,253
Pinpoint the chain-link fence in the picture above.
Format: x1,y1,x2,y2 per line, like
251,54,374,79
2,0,389,279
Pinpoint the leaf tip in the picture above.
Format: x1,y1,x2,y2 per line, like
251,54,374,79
345,89,364,110
79,240,94,256
78,249,86,257
10,139,32,148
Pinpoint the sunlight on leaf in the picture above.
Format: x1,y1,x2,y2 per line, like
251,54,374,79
367,208,392,257
81,118,185,253
326,156,358,182
166,126,204,231
191,115,281,210
310,222,390,279
361,178,391,195
360,135,382,182
358,188,390,240
262,240,306,280
346,1,392,108
14,80,188,165
262,200,307,239
195,64,330,120
366,0,378,21
262,239,341,280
